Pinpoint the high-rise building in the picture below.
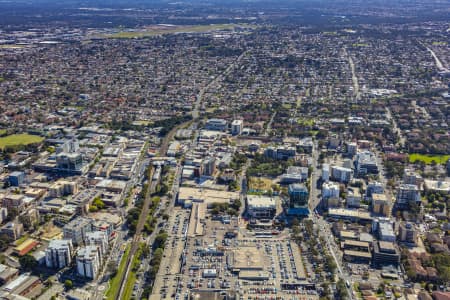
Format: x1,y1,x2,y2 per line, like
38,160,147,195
45,239,73,269
322,164,330,182
372,194,391,216
331,166,352,183
366,181,384,198
398,222,418,245
76,246,101,279
231,120,243,135
63,217,93,246
355,151,378,176
287,184,309,215
322,181,340,200
85,231,108,257
396,184,421,207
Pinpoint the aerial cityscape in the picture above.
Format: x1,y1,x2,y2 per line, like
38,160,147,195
0,0,448,299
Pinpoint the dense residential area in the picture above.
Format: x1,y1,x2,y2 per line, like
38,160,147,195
0,0,449,300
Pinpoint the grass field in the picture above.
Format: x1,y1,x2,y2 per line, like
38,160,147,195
409,154,450,165
106,243,131,300
297,118,315,126
122,243,145,300
0,129,6,136
104,23,255,39
0,134,44,150
248,176,273,192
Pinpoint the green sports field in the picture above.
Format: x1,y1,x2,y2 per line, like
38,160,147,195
408,153,450,165
0,134,44,150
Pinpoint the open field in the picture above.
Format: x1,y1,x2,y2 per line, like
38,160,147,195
103,23,255,39
0,134,44,150
248,176,273,192
106,243,131,300
409,153,450,165
0,129,6,136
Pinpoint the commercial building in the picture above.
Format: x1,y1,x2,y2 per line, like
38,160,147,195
246,195,276,219
328,208,372,223
205,118,228,131
63,217,93,246
372,241,400,267
331,166,352,183
13,239,38,256
45,239,73,269
231,120,243,135
76,246,101,279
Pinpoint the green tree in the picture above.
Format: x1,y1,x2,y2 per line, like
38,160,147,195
19,254,38,271
64,279,73,290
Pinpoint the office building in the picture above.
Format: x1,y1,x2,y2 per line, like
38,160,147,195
8,171,25,187
372,241,400,267
76,246,101,279
287,184,309,215
56,152,83,172
45,239,73,269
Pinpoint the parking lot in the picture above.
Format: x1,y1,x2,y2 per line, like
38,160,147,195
176,216,319,300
